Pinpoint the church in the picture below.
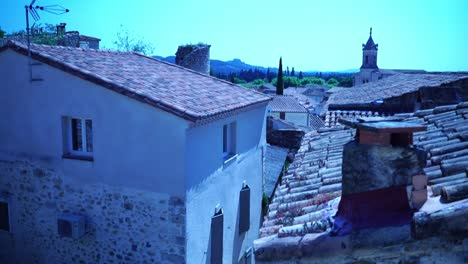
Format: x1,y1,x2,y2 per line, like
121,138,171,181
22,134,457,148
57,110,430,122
353,28,426,86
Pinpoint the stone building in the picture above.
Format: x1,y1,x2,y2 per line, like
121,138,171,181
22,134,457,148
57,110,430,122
0,40,271,263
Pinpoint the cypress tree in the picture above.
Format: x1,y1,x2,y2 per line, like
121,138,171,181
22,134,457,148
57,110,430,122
276,57,284,95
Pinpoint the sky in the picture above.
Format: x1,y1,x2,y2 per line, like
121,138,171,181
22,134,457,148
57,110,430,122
1,0,467,72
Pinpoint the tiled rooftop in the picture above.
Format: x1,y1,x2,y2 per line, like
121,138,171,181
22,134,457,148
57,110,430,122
309,114,325,130
255,101,468,260
269,95,308,113
325,110,387,127
327,73,468,109
1,41,270,122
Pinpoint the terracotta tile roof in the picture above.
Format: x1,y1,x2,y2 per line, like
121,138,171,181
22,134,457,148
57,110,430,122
1,41,270,122
325,110,387,127
269,95,308,113
327,73,468,109
309,114,325,130
255,101,468,260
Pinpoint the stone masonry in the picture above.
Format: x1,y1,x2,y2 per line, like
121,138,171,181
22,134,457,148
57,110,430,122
0,159,185,263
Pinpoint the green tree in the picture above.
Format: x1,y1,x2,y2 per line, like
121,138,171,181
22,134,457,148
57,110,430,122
327,78,340,88
298,71,303,79
233,77,246,84
0,27,5,38
338,77,353,87
284,76,300,88
291,67,295,76
9,23,60,45
300,77,325,86
276,57,284,95
114,25,155,55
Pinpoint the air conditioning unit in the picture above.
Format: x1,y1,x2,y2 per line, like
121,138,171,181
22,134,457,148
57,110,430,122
57,213,86,239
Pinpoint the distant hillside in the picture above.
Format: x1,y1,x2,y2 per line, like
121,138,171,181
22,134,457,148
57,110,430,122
153,56,359,77
153,56,276,74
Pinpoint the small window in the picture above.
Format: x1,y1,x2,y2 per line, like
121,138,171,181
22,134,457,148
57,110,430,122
63,117,93,160
0,201,10,232
365,55,369,64
223,122,237,161
239,184,251,234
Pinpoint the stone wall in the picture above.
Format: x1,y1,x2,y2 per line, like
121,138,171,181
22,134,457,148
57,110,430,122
0,159,185,263
175,44,210,75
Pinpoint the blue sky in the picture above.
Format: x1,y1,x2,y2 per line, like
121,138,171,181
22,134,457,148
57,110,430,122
2,0,467,71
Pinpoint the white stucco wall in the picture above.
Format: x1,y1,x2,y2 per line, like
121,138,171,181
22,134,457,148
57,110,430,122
0,49,188,195
185,106,267,264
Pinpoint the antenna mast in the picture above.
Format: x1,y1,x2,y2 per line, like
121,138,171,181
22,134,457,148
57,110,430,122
25,0,69,82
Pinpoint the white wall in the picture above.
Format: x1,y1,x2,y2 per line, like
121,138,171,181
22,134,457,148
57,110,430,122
0,50,188,196
185,106,267,264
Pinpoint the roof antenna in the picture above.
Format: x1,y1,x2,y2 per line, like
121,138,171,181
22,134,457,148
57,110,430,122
25,0,69,82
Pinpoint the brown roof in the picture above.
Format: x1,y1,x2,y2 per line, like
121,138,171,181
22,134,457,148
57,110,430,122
269,95,308,113
1,40,270,122
327,73,468,108
255,101,468,261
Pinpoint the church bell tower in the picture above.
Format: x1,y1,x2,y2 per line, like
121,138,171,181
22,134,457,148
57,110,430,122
361,27,379,69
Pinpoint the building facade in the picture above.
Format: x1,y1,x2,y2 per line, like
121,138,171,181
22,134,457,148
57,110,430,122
0,41,270,263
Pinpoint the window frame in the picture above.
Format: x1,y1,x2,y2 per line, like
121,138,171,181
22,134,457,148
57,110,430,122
63,116,94,161
0,199,11,233
222,122,237,162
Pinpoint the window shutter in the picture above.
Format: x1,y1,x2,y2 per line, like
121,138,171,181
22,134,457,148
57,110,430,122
239,185,250,234
0,202,9,232
210,208,223,264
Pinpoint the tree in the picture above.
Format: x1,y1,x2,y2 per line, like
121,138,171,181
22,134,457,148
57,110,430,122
298,71,303,79
276,57,284,95
114,25,154,55
291,67,295,76
327,78,340,88
209,68,216,77
0,27,5,38
286,66,290,76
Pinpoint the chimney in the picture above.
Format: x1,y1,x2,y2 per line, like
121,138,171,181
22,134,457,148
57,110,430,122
56,23,66,36
332,118,427,235
175,43,210,75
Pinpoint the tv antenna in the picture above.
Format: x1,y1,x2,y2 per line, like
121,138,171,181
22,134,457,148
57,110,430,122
25,0,69,81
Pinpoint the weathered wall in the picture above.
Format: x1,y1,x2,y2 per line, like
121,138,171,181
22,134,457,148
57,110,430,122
0,159,185,263
0,49,188,196
270,112,308,127
175,44,210,75
185,106,267,264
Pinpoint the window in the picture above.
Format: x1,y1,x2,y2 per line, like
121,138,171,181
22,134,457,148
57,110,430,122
365,55,369,64
223,122,237,161
0,201,10,232
63,117,93,160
